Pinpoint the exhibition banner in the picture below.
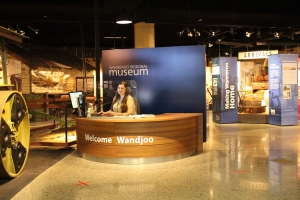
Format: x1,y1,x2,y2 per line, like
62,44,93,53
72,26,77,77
212,57,238,123
268,54,298,125
102,45,208,141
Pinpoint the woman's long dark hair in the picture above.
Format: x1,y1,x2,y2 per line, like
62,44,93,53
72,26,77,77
110,81,129,112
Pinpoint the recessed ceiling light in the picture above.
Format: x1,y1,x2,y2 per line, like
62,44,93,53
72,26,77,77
197,18,203,22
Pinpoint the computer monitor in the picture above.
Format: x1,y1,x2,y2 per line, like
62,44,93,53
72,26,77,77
68,91,83,109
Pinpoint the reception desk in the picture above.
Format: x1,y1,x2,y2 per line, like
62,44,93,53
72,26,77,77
76,113,203,164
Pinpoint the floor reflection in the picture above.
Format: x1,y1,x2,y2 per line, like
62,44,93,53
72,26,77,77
9,112,300,199
208,118,299,198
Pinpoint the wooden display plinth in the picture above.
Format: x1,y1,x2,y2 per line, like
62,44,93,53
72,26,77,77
242,106,266,113
238,112,269,124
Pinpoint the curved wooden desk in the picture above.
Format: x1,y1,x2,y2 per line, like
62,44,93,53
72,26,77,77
76,113,203,164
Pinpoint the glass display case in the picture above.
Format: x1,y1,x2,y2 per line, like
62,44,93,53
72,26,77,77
238,58,269,123
239,60,268,91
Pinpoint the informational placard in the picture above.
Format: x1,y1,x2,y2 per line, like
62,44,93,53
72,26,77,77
268,54,298,125
282,62,297,84
212,57,238,123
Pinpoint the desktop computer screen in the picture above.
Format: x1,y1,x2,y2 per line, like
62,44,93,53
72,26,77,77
68,91,83,109
69,91,86,117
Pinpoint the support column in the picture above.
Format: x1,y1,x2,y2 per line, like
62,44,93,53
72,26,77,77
134,22,155,48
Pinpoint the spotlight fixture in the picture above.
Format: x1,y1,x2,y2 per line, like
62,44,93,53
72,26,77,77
177,28,200,37
208,41,213,47
28,25,39,34
177,29,185,37
224,52,231,56
217,36,225,41
246,31,253,37
187,28,193,37
204,29,220,36
116,8,132,24
269,31,282,39
16,24,25,35
274,32,282,38
193,29,201,37
210,30,218,36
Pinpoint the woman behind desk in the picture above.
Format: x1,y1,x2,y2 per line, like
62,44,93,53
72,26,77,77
102,81,136,116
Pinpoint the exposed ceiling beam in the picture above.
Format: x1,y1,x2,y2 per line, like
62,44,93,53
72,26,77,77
0,26,29,43
256,41,300,46
216,41,253,48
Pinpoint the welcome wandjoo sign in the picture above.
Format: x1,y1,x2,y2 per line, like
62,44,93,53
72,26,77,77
85,134,154,145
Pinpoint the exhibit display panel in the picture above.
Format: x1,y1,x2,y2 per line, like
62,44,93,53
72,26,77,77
212,57,238,123
268,54,298,125
76,113,203,164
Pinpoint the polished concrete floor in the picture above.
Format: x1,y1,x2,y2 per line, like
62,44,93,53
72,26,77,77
1,112,300,200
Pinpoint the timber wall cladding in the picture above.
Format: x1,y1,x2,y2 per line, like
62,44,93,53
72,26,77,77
21,65,94,94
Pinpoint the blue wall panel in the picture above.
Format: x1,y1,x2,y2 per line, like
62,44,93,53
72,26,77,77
212,57,238,123
102,45,208,141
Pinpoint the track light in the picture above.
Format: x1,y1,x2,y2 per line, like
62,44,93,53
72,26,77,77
187,28,193,37
177,28,200,37
269,31,282,39
193,29,201,37
116,8,132,24
274,32,282,38
217,36,225,41
204,29,220,36
224,52,231,56
210,30,218,36
16,24,25,35
177,29,185,37
208,41,213,47
246,31,253,37
28,25,39,34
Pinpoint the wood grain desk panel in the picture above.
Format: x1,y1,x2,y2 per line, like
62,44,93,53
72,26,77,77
76,113,203,163
77,127,197,145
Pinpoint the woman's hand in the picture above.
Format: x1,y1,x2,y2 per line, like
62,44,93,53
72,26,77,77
101,110,127,116
102,110,114,116
97,112,103,116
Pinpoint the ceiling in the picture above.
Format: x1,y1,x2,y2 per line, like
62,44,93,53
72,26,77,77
1,0,300,58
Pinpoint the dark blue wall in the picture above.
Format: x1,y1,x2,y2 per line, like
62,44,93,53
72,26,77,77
102,45,208,141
